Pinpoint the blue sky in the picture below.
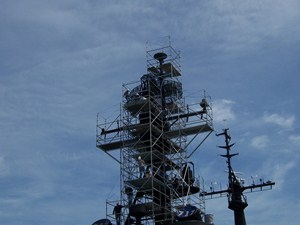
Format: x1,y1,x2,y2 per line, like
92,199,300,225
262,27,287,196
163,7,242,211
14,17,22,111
1,1,299,225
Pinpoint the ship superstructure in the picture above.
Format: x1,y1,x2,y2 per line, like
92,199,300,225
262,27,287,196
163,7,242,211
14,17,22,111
96,40,214,225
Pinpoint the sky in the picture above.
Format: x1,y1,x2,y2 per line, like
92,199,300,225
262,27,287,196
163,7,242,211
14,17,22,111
0,0,300,225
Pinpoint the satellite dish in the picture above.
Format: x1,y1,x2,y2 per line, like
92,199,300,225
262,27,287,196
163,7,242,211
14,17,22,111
154,52,167,64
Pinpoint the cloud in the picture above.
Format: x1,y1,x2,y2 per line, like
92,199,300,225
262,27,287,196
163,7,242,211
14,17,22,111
212,99,236,123
179,0,300,59
251,135,269,149
263,113,295,129
0,1,299,225
289,135,300,145
271,160,296,187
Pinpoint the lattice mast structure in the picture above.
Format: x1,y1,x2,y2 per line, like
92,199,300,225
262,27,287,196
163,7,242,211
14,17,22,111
96,41,213,225
201,128,275,225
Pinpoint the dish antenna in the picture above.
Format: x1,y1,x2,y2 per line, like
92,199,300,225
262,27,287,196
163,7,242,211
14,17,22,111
154,52,167,64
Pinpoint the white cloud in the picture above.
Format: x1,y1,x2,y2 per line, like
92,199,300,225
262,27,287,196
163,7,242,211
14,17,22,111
212,99,236,123
0,1,299,225
179,0,300,57
251,135,269,149
289,135,300,145
263,113,295,129
271,160,296,187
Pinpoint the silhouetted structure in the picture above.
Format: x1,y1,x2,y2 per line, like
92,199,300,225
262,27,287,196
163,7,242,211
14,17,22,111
96,38,214,225
94,38,275,225
200,128,275,225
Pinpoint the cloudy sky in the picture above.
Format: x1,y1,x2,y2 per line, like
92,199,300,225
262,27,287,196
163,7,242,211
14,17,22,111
1,1,300,225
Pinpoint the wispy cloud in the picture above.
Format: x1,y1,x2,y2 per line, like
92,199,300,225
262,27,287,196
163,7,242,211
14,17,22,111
178,0,300,58
271,160,296,187
289,135,300,145
263,113,295,129
251,135,269,149
213,99,236,123
0,1,299,225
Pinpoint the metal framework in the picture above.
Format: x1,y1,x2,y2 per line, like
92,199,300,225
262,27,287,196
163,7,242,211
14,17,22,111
96,41,214,225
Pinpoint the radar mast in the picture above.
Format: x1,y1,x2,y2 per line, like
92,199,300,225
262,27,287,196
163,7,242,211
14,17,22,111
96,38,214,225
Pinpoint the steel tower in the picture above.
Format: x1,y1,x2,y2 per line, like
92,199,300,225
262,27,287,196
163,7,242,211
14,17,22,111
96,40,214,225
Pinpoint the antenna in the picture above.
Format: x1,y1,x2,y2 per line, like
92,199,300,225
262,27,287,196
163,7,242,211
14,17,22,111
201,128,275,225
154,52,167,75
154,52,167,64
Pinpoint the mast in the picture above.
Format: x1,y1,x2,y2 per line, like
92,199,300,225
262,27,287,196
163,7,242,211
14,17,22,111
217,128,248,225
96,39,214,225
201,128,275,225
